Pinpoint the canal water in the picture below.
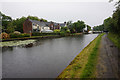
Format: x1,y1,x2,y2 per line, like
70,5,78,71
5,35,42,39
2,34,98,78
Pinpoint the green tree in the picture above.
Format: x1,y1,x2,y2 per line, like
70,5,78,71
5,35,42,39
72,20,85,33
103,17,112,31
27,16,40,21
87,25,91,31
1,11,12,32
12,17,27,33
6,23,15,33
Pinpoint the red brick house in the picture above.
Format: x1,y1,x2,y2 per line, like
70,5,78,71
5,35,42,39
23,18,32,33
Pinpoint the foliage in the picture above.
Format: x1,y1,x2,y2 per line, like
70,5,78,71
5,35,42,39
61,27,68,32
67,21,72,28
53,29,60,33
14,31,21,34
32,32,60,36
27,16,40,21
66,30,70,33
94,0,120,36
6,22,16,33
93,24,104,31
27,16,47,22
87,25,91,31
40,18,47,22
103,17,112,31
0,32,10,39
60,31,66,37
72,20,86,33
108,33,120,48
1,11,12,32
12,17,27,33
10,33,30,38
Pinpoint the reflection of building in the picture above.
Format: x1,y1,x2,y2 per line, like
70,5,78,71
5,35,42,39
23,18,66,33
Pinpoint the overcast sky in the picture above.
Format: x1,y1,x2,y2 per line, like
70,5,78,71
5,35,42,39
0,0,117,27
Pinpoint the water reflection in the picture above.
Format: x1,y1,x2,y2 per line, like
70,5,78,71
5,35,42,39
2,34,98,78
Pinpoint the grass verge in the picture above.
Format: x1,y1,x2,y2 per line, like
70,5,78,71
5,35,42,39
107,33,120,49
57,33,105,79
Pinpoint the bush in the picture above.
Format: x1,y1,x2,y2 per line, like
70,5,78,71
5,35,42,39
0,32,10,39
54,29,60,33
32,32,60,36
10,33,30,38
60,31,66,37
66,30,70,33
14,31,21,34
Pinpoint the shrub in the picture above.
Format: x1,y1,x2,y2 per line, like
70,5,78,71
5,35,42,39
54,29,60,33
32,32,60,36
66,30,70,33
60,31,66,37
14,31,21,34
21,33,30,37
10,33,30,38
0,32,10,39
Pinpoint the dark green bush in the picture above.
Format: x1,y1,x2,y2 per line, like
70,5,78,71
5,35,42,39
10,33,30,38
60,31,66,37
32,32,60,36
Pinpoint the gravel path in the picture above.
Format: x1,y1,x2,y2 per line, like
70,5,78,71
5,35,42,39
95,34,120,79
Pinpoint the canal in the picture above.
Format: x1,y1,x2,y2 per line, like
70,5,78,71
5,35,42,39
2,34,98,78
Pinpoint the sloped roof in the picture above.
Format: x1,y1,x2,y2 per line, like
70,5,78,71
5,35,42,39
28,19,65,27
59,23,66,27
29,19,46,27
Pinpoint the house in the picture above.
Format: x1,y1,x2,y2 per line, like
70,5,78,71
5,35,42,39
23,18,67,33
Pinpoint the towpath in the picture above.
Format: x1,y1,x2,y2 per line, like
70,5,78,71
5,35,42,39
95,34,120,79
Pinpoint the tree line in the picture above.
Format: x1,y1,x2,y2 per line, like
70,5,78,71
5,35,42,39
93,0,120,36
0,12,91,34
0,12,48,33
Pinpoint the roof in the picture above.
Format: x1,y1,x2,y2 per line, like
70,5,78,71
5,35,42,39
59,23,66,27
28,19,66,27
29,19,46,27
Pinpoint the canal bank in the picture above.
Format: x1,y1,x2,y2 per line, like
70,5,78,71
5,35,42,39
1,33,83,42
57,33,104,78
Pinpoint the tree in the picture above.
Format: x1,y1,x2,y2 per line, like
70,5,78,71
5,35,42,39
72,20,85,33
103,17,112,31
6,23,15,33
1,11,12,32
12,17,27,33
27,16,40,21
27,16,47,22
93,24,104,31
87,25,91,31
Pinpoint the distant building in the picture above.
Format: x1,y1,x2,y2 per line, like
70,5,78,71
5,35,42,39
23,18,66,33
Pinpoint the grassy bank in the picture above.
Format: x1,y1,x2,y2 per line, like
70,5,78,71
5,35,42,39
57,33,104,79
107,33,120,49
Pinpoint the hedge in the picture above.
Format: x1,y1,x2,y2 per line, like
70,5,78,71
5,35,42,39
32,32,60,36
10,33,30,38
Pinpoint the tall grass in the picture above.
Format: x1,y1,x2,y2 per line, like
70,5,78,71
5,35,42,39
80,33,104,78
107,33,120,49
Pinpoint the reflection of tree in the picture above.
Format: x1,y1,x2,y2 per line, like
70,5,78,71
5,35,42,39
2,46,13,52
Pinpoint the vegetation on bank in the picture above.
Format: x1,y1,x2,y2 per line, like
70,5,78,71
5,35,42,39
57,33,104,79
108,33,120,49
93,0,120,36
93,0,120,48
0,11,91,38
